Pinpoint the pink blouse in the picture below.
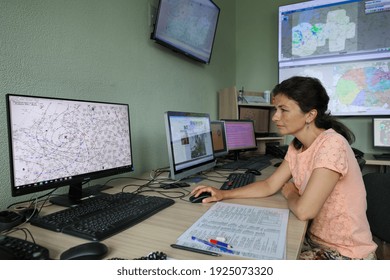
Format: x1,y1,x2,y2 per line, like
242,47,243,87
285,129,377,258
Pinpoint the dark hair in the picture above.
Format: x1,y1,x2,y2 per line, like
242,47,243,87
272,76,355,149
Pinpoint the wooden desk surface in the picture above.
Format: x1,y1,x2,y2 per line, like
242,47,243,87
9,161,307,260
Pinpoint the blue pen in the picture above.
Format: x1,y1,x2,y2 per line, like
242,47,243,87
191,236,235,254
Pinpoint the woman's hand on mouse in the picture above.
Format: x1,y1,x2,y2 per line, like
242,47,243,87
191,185,224,203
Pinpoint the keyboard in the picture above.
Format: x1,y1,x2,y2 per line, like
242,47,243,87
30,192,175,241
0,235,50,260
220,173,256,190
373,154,390,160
219,156,271,171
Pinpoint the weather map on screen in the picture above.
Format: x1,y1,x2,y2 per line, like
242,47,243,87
279,58,390,116
9,96,132,187
279,0,390,116
279,0,390,61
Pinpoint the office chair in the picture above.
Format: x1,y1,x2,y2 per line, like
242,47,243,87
363,172,390,260
356,157,366,171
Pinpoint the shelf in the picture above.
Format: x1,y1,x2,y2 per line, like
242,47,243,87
238,102,273,107
218,86,285,155
256,136,284,141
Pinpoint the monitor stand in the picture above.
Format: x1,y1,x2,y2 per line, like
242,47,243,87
49,183,112,207
182,176,206,184
233,151,242,162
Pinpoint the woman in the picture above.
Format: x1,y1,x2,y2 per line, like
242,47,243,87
192,76,377,260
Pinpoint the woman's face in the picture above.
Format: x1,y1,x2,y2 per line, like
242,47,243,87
271,94,307,136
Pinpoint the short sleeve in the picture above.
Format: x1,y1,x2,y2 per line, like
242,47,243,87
313,134,348,177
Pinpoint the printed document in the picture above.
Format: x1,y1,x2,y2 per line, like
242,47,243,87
175,202,289,259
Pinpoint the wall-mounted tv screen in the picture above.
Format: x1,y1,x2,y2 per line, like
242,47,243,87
151,0,220,64
278,0,390,116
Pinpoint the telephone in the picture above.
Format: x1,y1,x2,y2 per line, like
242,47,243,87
265,143,288,159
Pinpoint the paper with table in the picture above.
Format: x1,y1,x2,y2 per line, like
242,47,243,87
175,202,289,259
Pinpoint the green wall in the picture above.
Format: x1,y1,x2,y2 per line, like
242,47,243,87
0,0,236,209
0,0,379,209
236,0,294,91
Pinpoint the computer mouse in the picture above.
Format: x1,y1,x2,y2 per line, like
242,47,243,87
189,192,212,203
0,210,24,231
245,169,261,176
60,242,108,260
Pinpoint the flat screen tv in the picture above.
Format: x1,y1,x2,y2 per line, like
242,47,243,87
151,0,220,64
6,94,134,207
164,111,215,180
278,0,390,116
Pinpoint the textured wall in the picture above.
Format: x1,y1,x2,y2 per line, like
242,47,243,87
0,0,236,209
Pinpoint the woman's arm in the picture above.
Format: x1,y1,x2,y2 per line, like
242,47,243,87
282,167,340,221
192,159,293,203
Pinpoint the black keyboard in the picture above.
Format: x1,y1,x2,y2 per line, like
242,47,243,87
373,154,390,160
219,157,271,171
0,235,50,260
220,173,255,190
30,192,175,241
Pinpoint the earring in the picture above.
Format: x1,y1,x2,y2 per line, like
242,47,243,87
305,121,310,128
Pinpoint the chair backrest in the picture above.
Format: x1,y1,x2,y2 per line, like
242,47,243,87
363,172,390,243
357,157,366,171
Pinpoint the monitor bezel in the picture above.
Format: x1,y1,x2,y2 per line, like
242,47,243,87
210,120,229,158
6,93,134,200
164,111,216,180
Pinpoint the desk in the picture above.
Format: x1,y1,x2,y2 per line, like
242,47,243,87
9,163,307,260
364,153,390,173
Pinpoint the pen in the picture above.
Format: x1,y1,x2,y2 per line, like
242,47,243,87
209,239,233,249
191,236,235,254
170,244,221,257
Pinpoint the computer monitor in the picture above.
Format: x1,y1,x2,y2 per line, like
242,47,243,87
6,94,134,207
223,119,257,160
373,117,390,150
164,111,215,180
210,120,228,158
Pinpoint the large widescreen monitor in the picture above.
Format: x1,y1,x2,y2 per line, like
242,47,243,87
164,111,215,180
278,0,390,116
6,94,134,207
